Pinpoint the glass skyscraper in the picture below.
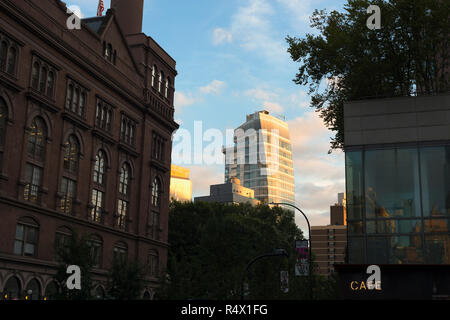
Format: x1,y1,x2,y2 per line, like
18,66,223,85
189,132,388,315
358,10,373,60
224,110,295,206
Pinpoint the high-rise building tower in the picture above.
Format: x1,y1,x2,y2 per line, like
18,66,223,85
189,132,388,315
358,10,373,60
224,110,295,206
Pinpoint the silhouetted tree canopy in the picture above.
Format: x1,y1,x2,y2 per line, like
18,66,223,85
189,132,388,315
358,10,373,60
287,0,449,150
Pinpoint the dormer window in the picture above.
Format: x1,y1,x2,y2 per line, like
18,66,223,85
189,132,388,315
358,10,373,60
103,42,116,65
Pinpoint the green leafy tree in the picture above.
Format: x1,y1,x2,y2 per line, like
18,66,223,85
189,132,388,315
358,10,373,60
158,201,306,300
53,232,94,300
106,258,146,300
287,0,449,150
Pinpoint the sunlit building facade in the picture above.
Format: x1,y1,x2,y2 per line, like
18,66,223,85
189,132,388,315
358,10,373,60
345,94,450,265
170,164,192,202
224,110,295,206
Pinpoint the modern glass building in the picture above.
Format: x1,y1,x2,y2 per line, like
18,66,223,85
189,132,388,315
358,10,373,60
344,94,450,265
224,110,295,206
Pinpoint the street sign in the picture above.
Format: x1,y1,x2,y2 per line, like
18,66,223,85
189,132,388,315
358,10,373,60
295,240,309,276
280,271,289,293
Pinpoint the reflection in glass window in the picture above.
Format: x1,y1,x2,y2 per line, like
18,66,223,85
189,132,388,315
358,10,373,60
28,118,46,161
24,164,42,202
365,148,421,219
63,136,79,174
14,219,39,257
347,237,365,264
60,177,76,214
345,151,363,221
420,146,450,217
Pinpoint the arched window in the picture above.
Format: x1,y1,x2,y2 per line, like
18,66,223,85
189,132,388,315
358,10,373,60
0,41,7,71
0,97,7,147
165,77,170,98
25,279,41,300
91,150,106,223
45,281,59,300
23,117,47,202
4,276,21,300
79,92,86,117
94,286,105,300
13,217,39,257
151,177,161,207
113,241,128,262
151,65,157,87
63,135,79,174
7,46,17,75
31,62,40,89
143,291,151,300
107,44,112,62
27,117,46,161
61,135,79,214
66,84,73,110
40,67,47,93
93,151,106,185
88,235,103,268
46,71,54,97
148,249,159,276
117,163,131,229
119,163,130,196
158,71,164,93
72,88,79,113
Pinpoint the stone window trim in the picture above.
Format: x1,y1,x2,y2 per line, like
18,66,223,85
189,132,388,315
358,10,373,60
94,97,115,133
29,53,59,100
0,31,21,78
119,112,137,147
65,77,90,119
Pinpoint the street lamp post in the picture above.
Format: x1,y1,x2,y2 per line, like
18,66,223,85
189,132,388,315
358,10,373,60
270,202,313,299
241,249,288,300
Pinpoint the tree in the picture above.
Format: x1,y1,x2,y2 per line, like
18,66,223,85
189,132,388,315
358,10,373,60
287,0,450,150
106,258,146,300
53,232,94,300
158,201,305,300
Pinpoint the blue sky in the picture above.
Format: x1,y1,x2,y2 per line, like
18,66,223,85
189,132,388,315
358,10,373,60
68,0,348,229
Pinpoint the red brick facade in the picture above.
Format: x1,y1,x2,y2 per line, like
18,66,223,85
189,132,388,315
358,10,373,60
0,0,178,299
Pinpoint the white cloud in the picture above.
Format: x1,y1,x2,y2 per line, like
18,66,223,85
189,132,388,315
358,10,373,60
199,80,227,95
213,0,287,62
212,28,233,45
288,111,345,226
187,165,224,198
67,5,84,18
244,87,284,112
174,92,196,109
262,101,284,113
276,0,314,30
244,88,278,101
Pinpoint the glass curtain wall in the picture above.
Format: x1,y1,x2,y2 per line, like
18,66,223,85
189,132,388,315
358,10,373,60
346,144,450,264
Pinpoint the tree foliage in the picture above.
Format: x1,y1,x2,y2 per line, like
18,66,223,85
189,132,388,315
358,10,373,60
287,0,450,150
106,259,146,300
158,201,339,300
53,232,94,300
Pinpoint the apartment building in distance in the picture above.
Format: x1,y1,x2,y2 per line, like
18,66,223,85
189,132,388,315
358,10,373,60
0,0,178,300
194,177,260,205
311,193,347,276
224,110,295,207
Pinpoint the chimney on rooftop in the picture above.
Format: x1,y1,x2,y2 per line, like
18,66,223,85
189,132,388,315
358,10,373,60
111,0,144,35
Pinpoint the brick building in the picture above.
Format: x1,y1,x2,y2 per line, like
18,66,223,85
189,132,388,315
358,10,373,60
311,194,347,276
0,0,178,299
